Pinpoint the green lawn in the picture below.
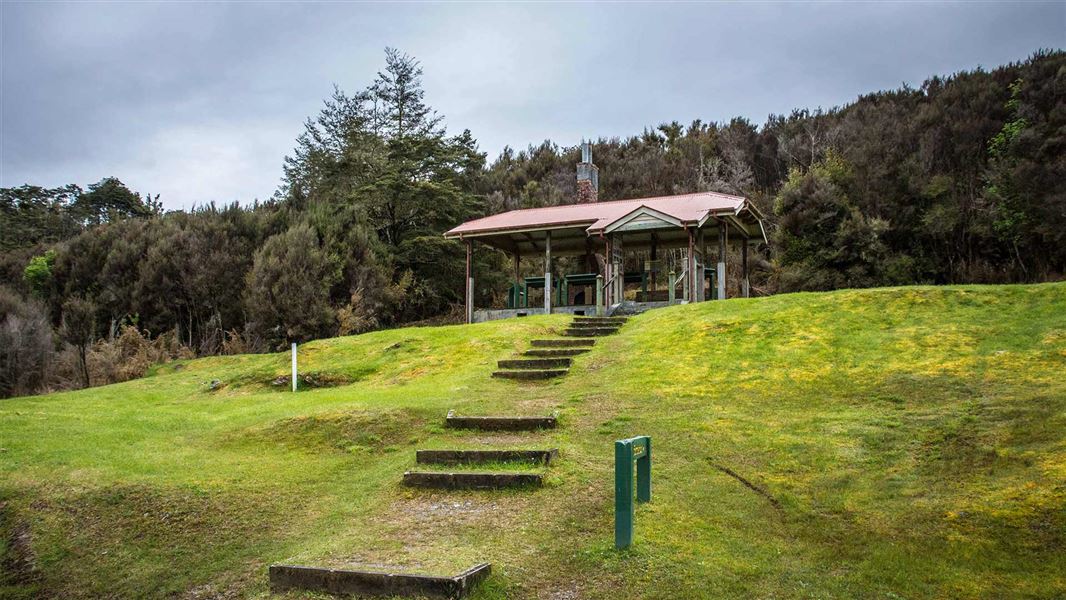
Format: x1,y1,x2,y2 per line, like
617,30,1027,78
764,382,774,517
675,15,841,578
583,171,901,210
2,283,1064,599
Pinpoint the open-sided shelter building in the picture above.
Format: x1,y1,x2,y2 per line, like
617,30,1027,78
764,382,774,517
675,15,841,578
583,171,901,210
444,143,767,322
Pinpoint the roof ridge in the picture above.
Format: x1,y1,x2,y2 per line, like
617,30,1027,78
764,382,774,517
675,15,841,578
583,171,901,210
489,190,744,218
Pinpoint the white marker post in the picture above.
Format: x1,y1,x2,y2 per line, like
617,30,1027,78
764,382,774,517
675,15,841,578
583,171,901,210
291,342,297,392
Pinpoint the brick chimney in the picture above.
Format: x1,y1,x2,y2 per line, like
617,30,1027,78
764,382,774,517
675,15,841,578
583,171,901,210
576,141,599,204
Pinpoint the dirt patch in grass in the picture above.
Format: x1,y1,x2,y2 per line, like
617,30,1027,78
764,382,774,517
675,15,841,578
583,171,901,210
220,367,374,393
269,371,357,390
303,491,534,578
449,432,553,446
242,409,426,454
388,496,512,527
0,500,41,597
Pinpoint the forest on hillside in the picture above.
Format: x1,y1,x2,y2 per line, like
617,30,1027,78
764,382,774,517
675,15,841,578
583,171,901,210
1,48,1063,398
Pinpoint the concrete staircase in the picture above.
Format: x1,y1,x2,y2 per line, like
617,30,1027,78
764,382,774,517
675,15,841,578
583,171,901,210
273,318,632,597
492,317,625,380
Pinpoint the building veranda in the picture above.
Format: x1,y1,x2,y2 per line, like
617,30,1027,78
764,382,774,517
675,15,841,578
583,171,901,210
444,144,767,323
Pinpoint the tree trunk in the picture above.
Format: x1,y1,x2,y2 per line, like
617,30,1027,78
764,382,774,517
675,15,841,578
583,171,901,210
78,345,90,388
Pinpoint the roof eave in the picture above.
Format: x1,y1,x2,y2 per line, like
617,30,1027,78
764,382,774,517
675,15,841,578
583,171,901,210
444,220,599,240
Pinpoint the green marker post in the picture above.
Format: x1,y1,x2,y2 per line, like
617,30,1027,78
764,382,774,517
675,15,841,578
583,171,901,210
615,435,652,549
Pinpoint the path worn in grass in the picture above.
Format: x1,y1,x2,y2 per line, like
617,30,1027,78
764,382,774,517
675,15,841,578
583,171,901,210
1,283,1064,599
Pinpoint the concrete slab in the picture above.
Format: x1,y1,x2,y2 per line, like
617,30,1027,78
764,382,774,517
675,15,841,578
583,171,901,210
403,471,543,490
416,449,559,465
445,411,557,431
269,562,491,599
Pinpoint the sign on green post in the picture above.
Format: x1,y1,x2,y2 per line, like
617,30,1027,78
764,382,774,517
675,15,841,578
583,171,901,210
615,435,651,549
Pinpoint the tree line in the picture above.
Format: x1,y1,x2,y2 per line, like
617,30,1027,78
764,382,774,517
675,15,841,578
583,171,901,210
1,48,1062,397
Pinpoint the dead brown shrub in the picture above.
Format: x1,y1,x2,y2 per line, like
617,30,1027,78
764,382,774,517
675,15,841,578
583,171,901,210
87,325,194,386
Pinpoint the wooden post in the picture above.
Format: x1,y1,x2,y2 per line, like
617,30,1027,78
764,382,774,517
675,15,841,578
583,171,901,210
668,271,676,304
613,234,623,305
699,226,707,298
513,253,522,308
604,236,612,307
687,228,696,302
717,222,727,300
697,227,705,301
596,274,604,316
465,240,474,323
742,238,750,298
650,234,658,293
544,230,552,314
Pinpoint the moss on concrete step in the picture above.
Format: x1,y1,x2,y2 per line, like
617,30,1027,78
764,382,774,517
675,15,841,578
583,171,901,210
415,449,558,465
491,369,568,380
444,412,557,431
522,348,590,357
562,327,618,336
496,357,572,369
402,471,543,490
269,562,491,599
573,316,627,324
530,338,595,347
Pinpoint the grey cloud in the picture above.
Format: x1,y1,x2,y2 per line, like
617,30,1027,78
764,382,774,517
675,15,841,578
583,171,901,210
2,1,1062,209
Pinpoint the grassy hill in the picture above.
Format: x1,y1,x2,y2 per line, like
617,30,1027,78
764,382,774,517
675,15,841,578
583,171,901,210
2,283,1064,599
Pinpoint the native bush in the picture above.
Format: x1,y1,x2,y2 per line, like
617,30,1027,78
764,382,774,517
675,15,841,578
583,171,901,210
0,286,55,398
244,224,340,349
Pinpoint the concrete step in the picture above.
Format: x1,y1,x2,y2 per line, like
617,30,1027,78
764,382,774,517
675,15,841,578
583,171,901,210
569,324,623,331
492,369,568,380
562,327,618,336
416,448,558,465
523,348,589,358
530,338,595,348
445,411,557,431
497,357,571,370
403,471,543,490
574,316,628,323
570,320,625,328
269,563,491,599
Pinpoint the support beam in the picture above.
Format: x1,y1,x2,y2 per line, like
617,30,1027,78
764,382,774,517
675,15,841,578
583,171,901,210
742,237,750,298
687,227,696,302
650,233,659,293
596,274,604,316
513,253,522,308
697,227,705,301
717,221,727,300
612,234,623,306
544,231,552,313
604,236,612,306
465,240,474,323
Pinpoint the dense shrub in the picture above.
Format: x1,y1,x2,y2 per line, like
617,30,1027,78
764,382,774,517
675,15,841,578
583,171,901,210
0,287,55,398
244,224,340,349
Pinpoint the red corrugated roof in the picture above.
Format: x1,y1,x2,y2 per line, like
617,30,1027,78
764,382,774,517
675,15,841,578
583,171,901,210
444,191,747,238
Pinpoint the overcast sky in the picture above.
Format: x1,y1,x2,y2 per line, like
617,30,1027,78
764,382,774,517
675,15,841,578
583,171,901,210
2,2,1063,210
